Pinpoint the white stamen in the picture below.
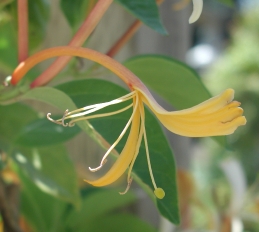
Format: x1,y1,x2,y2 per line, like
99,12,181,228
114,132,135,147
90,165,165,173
65,91,136,119
189,0,203,24
68,104,133,127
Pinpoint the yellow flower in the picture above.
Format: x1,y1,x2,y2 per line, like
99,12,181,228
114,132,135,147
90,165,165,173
10,46,246,200
47,86,246,200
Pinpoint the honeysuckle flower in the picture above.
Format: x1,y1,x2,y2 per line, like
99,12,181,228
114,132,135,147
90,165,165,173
9,46,246,199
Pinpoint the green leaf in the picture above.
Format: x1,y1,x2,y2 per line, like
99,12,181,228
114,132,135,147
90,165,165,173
18,86,94,137
56,79,180,224
19,169,67,232
116,0,167,35
19,87,77,111
60,0,97,30
28,0,50,49
86,214,157,232
0,21,18,72
217,0,234,7
15,117,81,147
124,55,211,110
12,144,80,206
124,55,226,146
0,103,38,148
65,189,136,230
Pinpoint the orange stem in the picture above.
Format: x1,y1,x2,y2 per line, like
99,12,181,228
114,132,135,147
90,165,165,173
30,0,113,88
18,0,28,63
11,46,147,91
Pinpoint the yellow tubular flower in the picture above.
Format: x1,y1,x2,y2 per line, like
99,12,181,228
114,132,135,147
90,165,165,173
10,46,246,199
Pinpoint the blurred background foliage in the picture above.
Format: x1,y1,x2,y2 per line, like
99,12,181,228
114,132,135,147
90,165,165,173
0,0,259,232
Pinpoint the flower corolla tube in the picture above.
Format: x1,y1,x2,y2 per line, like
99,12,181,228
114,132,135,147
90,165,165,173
10,46,246,199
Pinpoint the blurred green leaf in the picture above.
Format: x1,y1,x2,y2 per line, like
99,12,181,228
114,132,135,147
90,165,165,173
0,0,14,9
56,79,179,224
7,0,50,50
86,214,157,232
0,103,38,148
27,0,50,49
0,21,17,72
19,169,67,232
19,87,77,111
124,55,211,109
116,0,167,35
15,117,81,147
65,189,136,230
124,55,226,146
60,0,97,30
12,144,80,206
217,0,234,7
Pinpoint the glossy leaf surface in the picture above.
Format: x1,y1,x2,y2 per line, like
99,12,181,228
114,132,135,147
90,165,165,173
116,0,166,34
56,79,179,223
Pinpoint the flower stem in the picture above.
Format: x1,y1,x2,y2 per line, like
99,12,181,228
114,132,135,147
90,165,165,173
18,0,28,63
11,46,146,90
30,0,113,88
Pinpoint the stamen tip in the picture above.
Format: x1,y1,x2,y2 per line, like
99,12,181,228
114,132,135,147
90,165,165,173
119,178,133,195
154,188,165,199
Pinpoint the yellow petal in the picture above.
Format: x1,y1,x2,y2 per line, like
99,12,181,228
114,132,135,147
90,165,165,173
136,88,246,137
84,103,140,187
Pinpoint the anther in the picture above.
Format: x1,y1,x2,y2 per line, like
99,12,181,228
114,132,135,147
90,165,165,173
47,113,63,125
89,159,107,172
119,178,133,195
154,188,165,199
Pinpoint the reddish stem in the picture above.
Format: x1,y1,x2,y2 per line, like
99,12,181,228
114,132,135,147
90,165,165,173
18,0,28,63
106,0,164,58
30,0,113,88
12,46,145,90
106,20,142,58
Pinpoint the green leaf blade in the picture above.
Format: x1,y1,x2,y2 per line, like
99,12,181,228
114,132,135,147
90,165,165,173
15,118,81,147
116,0,167,35
56,79,179,224
12,144,80,206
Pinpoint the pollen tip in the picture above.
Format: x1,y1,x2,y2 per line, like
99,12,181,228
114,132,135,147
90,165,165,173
154,188,165,199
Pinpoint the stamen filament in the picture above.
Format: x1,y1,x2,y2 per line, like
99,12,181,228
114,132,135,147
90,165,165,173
64,91,136,119
68,104,133,127
126,105,144,182
139,102,165,199
89,95,139,172
119,177,133,195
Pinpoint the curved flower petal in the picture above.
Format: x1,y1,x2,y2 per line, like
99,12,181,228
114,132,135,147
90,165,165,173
189,0,203,24
84,101,141,187
137,88,246,137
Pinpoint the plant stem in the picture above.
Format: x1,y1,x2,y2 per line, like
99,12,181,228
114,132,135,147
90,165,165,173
106,0,164,58
30,0,113,88
106,20,142,58
18,0,28,63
